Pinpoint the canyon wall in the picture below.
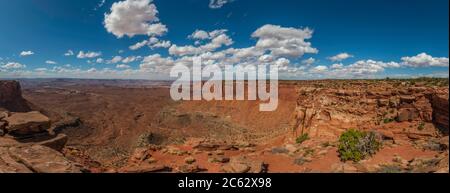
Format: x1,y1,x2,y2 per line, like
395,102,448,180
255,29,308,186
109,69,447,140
0,81,31,112
292,82,449,139
432,94,449,134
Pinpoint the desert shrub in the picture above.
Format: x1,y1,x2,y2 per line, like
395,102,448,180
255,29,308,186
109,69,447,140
296,133,309,144
338,129,382,162
418,122,425,131
383,118,394,124
135,132,166,147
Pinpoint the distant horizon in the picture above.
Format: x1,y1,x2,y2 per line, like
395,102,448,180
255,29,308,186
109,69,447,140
2,76,449,82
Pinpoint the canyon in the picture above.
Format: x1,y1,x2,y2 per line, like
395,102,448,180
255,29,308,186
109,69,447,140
0,78,448,173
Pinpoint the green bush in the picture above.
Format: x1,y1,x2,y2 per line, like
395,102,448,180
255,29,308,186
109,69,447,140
383,118,394,124
418,122,425,131
338,129,382,162
296,133,309,144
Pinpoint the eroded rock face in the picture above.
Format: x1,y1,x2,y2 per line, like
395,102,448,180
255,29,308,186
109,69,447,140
0,81,89,173
0,81,31,112
3,111,51,136
37,133,68,152
291,82,449,140
432,94,449,134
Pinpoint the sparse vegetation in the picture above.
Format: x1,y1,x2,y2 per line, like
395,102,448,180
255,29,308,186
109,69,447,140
321,141,333,148
303,147,315,157
296,133,309,144
338,129,382,162
418,122,425,131
408,77,449,87
135,132,166,147
383,118,395,124
377,164,404,173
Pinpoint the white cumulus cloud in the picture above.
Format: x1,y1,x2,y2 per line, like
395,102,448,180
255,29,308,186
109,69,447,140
108,56,123,64
116,64,131,69
45,60,57,65
401,53,449,67
301,57,316,65
209,0,235,9
104,0,167,38
20,51,34,57
328,53,353,62
130,40,149,50
251,24,318,57
169,29,233,56
77,51,102,59
1,62,26,69
64,50,74,56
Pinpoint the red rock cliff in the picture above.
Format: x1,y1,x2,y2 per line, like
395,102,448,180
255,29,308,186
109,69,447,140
432,94,449,134
0,81,31,112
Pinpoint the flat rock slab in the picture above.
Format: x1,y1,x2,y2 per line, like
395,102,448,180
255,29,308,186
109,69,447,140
4,111,50,135
8,145,82,173
119,164,170,173
0,147,33,173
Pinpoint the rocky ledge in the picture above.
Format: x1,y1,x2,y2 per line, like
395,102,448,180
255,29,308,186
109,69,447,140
0,81,85,173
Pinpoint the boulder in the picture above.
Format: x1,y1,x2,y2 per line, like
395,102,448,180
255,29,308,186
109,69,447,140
222,162,250,173
378,130,395,140
177,164,202,173
221,156,266,173
208,155,230,163
37,134,68,152
3,111,50,136
7,145,82,173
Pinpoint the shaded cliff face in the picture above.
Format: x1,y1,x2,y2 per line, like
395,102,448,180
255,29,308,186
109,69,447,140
0,81,31,112
432,94,449,134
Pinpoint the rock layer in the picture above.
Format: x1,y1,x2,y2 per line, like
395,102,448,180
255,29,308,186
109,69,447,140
432,94,449,134
0,81,31,112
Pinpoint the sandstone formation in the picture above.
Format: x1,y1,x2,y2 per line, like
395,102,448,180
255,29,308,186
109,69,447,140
291,82,448,141
432,94,449,133
0,80,87,173
0,81,31,112
3,111,51,136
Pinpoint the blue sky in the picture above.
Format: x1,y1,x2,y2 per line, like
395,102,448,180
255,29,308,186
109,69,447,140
0,0,448,79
